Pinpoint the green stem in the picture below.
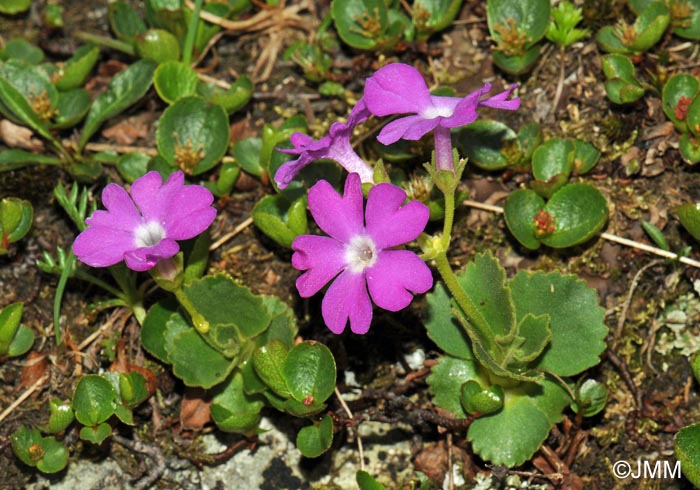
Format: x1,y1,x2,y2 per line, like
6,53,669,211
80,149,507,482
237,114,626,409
173,287,210,333
73,270,125,299
182,0,204,66
433,252,495,349
53,251,76,346
74,31,136,56
441,188,455,251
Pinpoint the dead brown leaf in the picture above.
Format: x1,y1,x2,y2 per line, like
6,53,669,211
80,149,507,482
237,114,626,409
102,112,153,145
19,352,48,390
179,387,212,430
0,119,45,152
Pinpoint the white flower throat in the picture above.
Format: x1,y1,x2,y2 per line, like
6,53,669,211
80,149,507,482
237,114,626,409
134,221,166,248
344,235,378,273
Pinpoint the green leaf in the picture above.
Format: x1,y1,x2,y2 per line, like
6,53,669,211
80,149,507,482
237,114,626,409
468,378,570,467
675,423,700,488
491,44,542,75
80,59,156,149
211,371,264,434
540,183,608,248
7,325,34,357
503,189,545,250
641,220,670,251
2,39,44,64
455,120,517,170
687,93,700,137
206,76,253,115
79,422,112,445
356,470,386,490
677,203,700,240
46,399,75,434
0,302,24,354
572,140,600,175
72,375,116,426
168,329,235,388
283,341,336,406
35,436,69,473
571,379,607,417
156,95,230,175
674,0,700,39
427,355,482,419
154,61,199,104
0,0,30,14
10,426,42,467
252,192,308,248
331,0,388,50
460,380,504,415
511,313,550,364
253,340,292,398
109,1,147,43
182,274,271,340
52,88,91,129
233,137,264,177
54,44,100,91
0,64,57,143
679,133,700,164
140,300,179,363
510,270,608,376
413,0,463,40
487,0,551,48
296,414,334,458
662,73,699,131
630,2,670,52
135,28,181,62
531,138,575,189
182,232,211,282
0,149,62,171
256,295,298,348
0,197,33,246
116,152,150,182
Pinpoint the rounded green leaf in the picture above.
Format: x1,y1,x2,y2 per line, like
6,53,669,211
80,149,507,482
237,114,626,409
135,28,181,62
674,1,700,40
169,329,235,388
79,422,112,445
116,152,150,182
531,138,575,183
425,281,472,360
35,437,69,473
7,324,34,357
503,189,545,250
572,140,600,175
460,380,504,415
54,44,100,91
109,1,147,43
253,340,291,398
604,78,645,105
0,0,31,15
0,197,33,244
678,203,700,240
455,120,517,170
491,45,542,75
571,379,607,417
0,60,57,120
0,301,24,354
47,399,74,434
540,183,608,248
140,300,178,363
687,93,700,137
510,270,608,377
283,341,336,406
601,53,636,80
2,39,44,64
630,2,669,52
662,74,699,131
427,355,482,419
205,76,253,115
296,414,334,458
252,194,301,248
331,0,387,50
468,378,569,467
356,470,386,490
679,133,700,164
154,61,199,104
156,95,230,175
72,375,116,426
53,88,91,129
596,25,628,53
487,0,551,48
211,372,264,434
675,423,700,488
11,426,42,467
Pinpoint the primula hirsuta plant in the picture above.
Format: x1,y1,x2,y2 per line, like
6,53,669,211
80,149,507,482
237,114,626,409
292,173,433,334
73,171,216,271
278,62,608,468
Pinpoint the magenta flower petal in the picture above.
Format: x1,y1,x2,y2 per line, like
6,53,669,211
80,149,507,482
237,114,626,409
73,171,216,271
441,89,484,128
365,184,430,249
84,184,141,232
292,235,346,297
377,115,440,145
480,84,520,110
72,226,136,267
322,269,373,334
364,63,433,116
124,238,180,272
366,250,433,311
307,173,364,242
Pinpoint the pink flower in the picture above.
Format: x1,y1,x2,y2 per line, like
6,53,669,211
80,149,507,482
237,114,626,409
363,63,520,170
274,100,374,189
292,173,433,334
73,171,216,271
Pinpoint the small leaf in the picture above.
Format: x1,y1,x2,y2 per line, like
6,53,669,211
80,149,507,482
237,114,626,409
35,437,68,474
7,325,34,357
10,426,42,467
283,341,336,406
331,0,389,50
2,39,44,64
531,138,575,184
52,88,91,129
296,414,334,458
80,59,156,149
156,95,230,175
205,76,253,115
427,355,481,419
253,191,307,248
491,45,542,75
135,28,181,62
211,371,264,434
72,375,116,426
154,61,199,104
46,399,74,434
641,220,670,251
679,133,700,164
677,203,700,240
662,73,699,131
116,152,150,182
109,1,147,43
54,44,100,91
572,140,600,175
503,189,545,250
0,149,62,172
0,302,24,354
511,313,550,364
540,183,608,248
676,423,700,488
168,329,235,388
79,422,112,445
455,120,517,170
460,380,504,415
140,300,179,363
356,470,386,490
571,379,607,417
253,340,292,398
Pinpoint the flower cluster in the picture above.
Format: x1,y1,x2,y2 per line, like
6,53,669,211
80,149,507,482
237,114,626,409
73,171,216,272
292,173,433,334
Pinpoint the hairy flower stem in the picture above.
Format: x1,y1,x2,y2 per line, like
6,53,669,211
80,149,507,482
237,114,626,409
433,126,454,171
